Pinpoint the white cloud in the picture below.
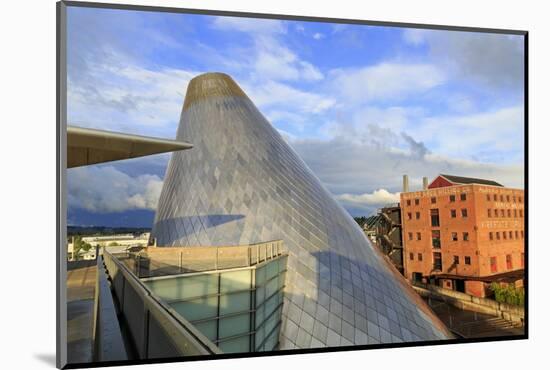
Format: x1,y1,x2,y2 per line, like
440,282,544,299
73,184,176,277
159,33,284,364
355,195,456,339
414,105,524,162
251,35,324,81
313,32,325,40
245,80,335,114
211,16,286,34
288,135,524,200
68,166,163,213
330,62,446,103
336,189,401,209
68,59,199,136
402,29,524,88
402,29,428,46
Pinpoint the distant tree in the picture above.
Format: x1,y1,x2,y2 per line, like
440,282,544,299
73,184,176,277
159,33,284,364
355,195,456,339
108,241,119,247
354,216,368,227
73,236,92,257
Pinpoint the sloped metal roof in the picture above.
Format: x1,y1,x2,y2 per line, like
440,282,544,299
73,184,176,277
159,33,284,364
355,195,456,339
440,174,503,187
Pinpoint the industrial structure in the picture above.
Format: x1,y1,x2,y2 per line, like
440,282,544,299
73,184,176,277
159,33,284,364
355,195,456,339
400,174,525,297
375,205,404,274
151,72,452,351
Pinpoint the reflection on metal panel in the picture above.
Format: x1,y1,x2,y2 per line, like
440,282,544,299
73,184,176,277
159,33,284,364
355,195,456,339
152,73,453,350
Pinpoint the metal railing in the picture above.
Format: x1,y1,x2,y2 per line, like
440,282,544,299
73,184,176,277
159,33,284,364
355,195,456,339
103,249,222,358
92,254,127,362
119,240,285,278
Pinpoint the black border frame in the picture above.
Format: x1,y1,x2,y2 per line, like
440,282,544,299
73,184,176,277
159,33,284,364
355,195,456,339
56,1,528,369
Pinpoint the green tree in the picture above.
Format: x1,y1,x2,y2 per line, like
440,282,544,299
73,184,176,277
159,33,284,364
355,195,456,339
73,236,92,257
490,282,525,306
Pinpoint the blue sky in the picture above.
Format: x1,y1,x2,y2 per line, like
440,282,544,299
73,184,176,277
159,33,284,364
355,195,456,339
66,6,525,227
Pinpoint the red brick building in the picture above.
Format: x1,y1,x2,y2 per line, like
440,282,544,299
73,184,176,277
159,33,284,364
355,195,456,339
400,174,525,297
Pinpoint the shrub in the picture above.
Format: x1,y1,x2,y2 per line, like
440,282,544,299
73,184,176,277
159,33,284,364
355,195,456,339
490,282,524,306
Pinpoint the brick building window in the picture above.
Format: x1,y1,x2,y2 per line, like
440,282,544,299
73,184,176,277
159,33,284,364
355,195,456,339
406,199,411,206
460,193,467,201
501,209,505,217
503,232,507,240
518,196,522,203
493,194,497,201
450,195,456,202
415,212,420,219
507,209,511,217
418,253,423,261
408,232,413,241
490,257,498,273
453,255,459,264
451,209,457,218
507,195,511,202
415,198,419,205
461,209,468,218
407,212,412,220
431,197,436,204
431,209,440,227
509,231,513,239
506,254,513,270
463,232,469,241
519,210,523,217
432,230,441,248
514,209,518,217
513,195,517,202
417,232,421,241
433,252,442,271
521,230,524,239
486,194,491,201
465,256,471,265
489,232,493,240
500,195,504,202
496,232,501,240
451,232,458,241
488,209,492,218
515,230,519,239
410,252,414,261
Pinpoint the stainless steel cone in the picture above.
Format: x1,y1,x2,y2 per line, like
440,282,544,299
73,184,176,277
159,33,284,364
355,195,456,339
152,72,452,349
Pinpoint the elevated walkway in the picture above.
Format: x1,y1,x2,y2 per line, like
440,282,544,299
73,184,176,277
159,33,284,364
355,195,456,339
66,260,96,364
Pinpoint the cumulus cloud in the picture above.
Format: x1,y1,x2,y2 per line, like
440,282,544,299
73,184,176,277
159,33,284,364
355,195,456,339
336,189,401,210
402,29,524,89
401,132,430,159
68,166,163,213
329,62,446,103
289,136,524,199
313,32,325,40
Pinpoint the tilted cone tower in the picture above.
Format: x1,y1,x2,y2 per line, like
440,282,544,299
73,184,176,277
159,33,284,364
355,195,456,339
152,72,452,349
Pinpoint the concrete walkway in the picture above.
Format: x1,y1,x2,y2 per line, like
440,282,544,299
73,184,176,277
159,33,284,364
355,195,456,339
67,261,97,364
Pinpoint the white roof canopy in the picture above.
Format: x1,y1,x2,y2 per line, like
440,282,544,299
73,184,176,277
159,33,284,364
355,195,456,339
67,125,192,168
